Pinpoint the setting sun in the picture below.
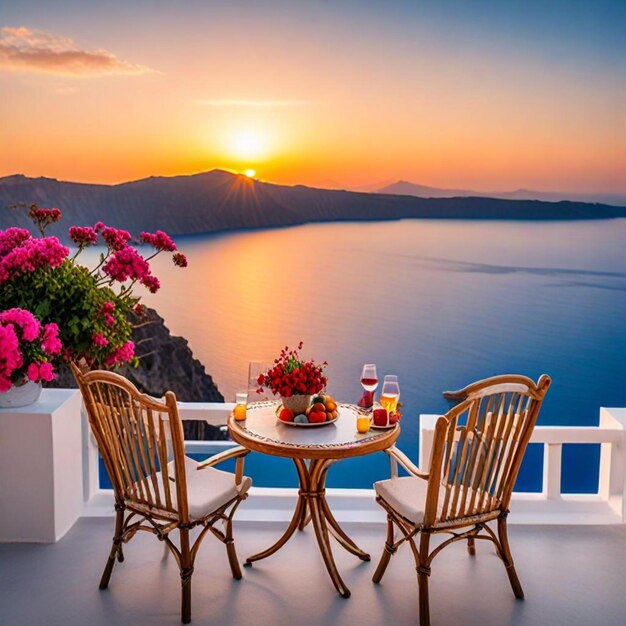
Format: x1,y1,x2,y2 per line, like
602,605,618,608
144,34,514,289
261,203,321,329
244,169,256,178
229,129,267,161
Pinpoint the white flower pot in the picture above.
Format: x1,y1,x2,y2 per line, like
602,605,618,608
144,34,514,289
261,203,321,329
0,380,42,408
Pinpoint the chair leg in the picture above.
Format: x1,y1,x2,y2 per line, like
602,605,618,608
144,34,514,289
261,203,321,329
416,533,431,626
99,507,124,590
373,515,395,583
225,518,242,580
179,528,193,624
498,515,524,599
467,536,476,556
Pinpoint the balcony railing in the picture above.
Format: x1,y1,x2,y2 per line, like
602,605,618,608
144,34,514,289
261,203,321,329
82,401,626,525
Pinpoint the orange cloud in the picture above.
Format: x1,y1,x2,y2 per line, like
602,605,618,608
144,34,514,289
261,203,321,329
0,26,156,77
195,99,308,108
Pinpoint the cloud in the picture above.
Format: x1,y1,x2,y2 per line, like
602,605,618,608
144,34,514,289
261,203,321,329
196,99,307,108
0,26,156,77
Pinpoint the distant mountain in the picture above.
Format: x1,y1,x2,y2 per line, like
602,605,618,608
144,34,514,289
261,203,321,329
377,180,626,207
1,170,624,242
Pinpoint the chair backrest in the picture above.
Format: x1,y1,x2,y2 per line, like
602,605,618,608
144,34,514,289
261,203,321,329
423,374,551,527
72,364,191,524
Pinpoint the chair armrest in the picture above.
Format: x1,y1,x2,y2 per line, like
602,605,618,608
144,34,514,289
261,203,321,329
196,446,250,469
385,446,429,480
196,446,250,486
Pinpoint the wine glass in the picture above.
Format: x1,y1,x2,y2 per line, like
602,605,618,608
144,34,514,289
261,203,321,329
248,361,272,402
360,364,379,392
380,375,400,414
360,364,378,410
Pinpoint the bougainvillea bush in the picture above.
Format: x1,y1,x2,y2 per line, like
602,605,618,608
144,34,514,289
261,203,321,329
0,308,62,391
0,204,187,371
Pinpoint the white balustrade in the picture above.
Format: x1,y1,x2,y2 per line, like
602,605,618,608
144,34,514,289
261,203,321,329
81,402,626,526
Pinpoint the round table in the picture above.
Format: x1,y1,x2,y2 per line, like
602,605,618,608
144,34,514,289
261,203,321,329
228,401,400,598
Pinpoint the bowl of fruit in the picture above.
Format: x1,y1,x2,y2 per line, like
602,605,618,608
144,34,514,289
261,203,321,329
276,394,339,427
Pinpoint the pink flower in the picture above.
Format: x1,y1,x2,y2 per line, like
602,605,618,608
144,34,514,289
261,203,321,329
98,301,115,327
0,236,69,285
0,227,32,256
26,362,40,382
94,222,105,232
0,324,22,391
172,252,188,267
93,333,109,347
133,303,146,316
140,230,177,252
104,341,135,367
69,226,98,248
28,206,62,232
42,323,62,355
141,274,160,293
0,308,41,342
38,362,55,382
101,226,131,251
102,246,150,282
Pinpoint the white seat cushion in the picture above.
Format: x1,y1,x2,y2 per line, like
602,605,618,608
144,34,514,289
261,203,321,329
137,455,251,520
374,476,431,525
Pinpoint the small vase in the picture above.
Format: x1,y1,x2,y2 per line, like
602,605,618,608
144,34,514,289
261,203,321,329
280,394,312,415
0,379,43,409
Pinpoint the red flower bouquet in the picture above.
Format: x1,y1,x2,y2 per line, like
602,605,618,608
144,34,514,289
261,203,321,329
257,343,327,413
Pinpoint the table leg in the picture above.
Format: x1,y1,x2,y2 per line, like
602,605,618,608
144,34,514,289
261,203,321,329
308,459,352,598
244,457,370,598
244,458,309,566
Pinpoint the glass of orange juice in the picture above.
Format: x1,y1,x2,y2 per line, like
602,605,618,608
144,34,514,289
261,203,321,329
233,392,248,421
356,413,371,433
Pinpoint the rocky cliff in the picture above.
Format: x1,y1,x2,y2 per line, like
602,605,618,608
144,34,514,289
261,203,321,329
51,307,227,440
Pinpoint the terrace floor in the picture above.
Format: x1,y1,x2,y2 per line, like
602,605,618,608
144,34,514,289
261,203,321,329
1,518,625,626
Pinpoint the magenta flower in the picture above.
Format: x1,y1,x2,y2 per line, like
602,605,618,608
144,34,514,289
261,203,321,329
103,246,150,282
93,333,109,347
69,226,98,248
98,301,115,327
141,275,160,293
172,252,188,267
0,324,22,391
0,236,69,285
42,323,62,355
104,341,135,367
140,230,177,252
38,362,55,382
26,362,40,382
0,227,32,256
101,226,131,251
0,308,41,342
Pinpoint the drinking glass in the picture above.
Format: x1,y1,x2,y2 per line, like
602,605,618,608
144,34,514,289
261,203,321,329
248,361,271,402
380,375,400,414
357,364,378,430
234,392,248,421
360,364,379,393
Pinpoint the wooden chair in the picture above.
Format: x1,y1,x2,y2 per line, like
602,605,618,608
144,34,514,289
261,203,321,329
372,374,551,626
72,364,251,623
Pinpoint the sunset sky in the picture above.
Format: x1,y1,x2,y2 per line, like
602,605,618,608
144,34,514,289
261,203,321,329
1,0,624,193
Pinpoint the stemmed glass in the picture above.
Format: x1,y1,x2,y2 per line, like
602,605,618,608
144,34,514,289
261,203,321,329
380,375,400,414
357,364,378,433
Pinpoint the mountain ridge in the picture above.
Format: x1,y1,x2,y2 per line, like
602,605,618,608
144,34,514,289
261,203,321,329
1,170,624,242
376,179,626,207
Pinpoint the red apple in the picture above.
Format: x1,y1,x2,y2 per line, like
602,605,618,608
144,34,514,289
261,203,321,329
373,408,388,427
279,408,295,422
309,410,326,423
